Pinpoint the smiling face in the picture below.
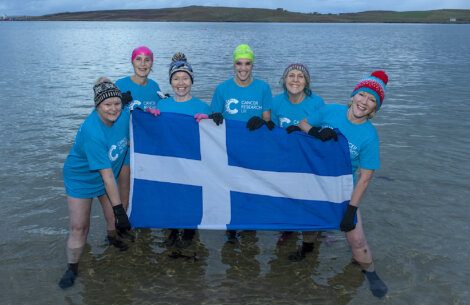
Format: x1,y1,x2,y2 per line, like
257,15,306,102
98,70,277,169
132,54,153,79
234,58,253,86
171,71,192,100
348,91,378,123
285,69,306,97
97,96,122,126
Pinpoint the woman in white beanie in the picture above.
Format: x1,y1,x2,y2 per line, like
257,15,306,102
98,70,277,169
270,63,327,260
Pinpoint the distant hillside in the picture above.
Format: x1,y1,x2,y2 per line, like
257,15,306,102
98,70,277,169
20,6,470,23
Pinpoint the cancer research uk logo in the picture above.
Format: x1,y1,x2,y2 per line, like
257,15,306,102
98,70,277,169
348,142,359,161
224,98,262,115
130,99,157,111
279,117,303,128
224,98,239,114
108,137,129,162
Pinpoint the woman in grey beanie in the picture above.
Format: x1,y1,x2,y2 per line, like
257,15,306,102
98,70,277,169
59,77,132,289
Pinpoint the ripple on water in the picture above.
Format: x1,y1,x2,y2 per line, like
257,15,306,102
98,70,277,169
20,225,68,236
2,21,470,305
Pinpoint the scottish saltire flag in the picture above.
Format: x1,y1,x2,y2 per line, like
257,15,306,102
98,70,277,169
129,109,353,231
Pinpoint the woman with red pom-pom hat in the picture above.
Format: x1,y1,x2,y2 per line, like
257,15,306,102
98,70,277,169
295,70,389,299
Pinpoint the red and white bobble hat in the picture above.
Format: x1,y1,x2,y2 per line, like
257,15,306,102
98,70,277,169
351,70,389,111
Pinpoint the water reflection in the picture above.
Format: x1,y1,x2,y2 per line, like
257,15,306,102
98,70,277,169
76,229,210,305
79,244,135,305
2,22,470,304
264,232,364,305
58,229,367,304
219,231,261,302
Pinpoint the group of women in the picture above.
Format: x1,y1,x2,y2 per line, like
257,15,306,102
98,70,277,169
58,44,388,298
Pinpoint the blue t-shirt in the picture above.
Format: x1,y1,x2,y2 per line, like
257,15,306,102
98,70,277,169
63,109,130,198
307,104,380,181
116,76,162,111
271,92,325,128
211,78,272,122
158,96,210,116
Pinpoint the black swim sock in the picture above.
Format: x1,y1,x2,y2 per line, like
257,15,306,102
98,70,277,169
225,230,238,244
176,229,196,248
68,263,78,274
302,242,314,253
58,265,78,289
182,229,195,241
288,242,314,262
277,231,294,245
363,270,388,298
165,229,179,246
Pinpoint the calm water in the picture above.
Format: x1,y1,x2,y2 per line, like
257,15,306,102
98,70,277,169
1,21,470,305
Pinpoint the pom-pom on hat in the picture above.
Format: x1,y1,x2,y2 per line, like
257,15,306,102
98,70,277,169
131,46,154,62
282,63,312,96
351,70,388,111
93,78,122,107
233,44,254,63
169,52,194,83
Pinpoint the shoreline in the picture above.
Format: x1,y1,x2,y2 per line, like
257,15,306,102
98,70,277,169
4,6,470,23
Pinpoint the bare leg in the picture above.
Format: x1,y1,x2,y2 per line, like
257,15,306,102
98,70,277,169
346,210,387,298
346,210,373,270
59,197,92,289
66,197,92,259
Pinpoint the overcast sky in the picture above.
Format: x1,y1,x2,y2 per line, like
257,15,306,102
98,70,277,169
1,0,470,16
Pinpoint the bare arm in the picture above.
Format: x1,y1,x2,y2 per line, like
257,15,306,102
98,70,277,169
298,119,312,132
100,168,132,233
262,110,271,122
118,165,130,210
99,168,121,207
350,169,374,207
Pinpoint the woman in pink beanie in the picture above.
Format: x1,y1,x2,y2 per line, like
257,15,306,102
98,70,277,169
116,46,165,111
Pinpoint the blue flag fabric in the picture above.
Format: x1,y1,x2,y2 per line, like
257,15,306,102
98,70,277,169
129,110,353,231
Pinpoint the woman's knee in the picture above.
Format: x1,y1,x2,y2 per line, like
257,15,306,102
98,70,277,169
69,222,89,238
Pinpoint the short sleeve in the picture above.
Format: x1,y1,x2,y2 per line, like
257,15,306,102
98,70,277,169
306,106,326,127
262,83,273,112
210,85,224,113
200,101,211,115
359,135,380,170
82,128,111,171
270,95,281,126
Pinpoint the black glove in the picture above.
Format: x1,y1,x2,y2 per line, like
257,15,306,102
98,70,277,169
247,116,265,131
209,112,224,125
121,91,133,106
308,127,338,141
112,204,131,233
340,204,358,232
265,120,275,131
157,91,171,99
286,125,301,134
319,127,338,141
